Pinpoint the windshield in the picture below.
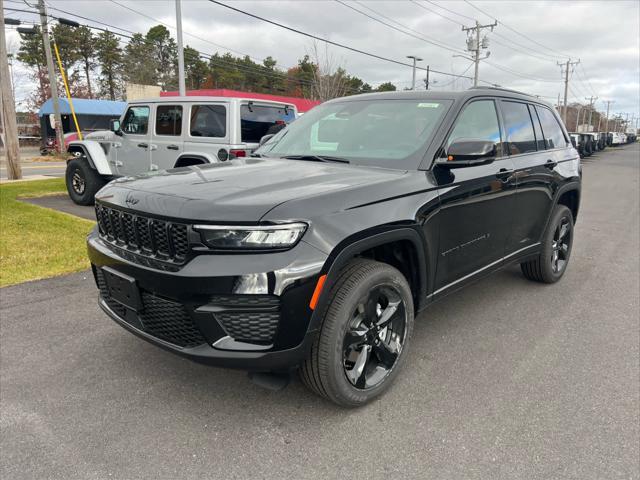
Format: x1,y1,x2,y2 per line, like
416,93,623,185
256,98,452,169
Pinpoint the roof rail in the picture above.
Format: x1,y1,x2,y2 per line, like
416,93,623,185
468,86,533,97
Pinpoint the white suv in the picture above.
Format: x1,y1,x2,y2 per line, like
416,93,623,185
65,96,297,205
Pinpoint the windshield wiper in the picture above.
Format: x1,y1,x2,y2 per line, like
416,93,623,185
280,154,350,164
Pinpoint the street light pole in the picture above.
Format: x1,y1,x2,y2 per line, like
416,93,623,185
406,55,422,91
175,0,186,96
37,0,65,153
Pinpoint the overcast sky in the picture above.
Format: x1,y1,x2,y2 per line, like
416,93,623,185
5,0,640,123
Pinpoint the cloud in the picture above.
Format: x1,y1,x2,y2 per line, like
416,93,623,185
6,0,639,121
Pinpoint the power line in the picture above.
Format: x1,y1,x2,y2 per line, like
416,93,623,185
424,0,475,22
207,0,474,80
463,0,571,60
336,0,465,54
484,61,561,83
107,0,263,63
409,0,467,27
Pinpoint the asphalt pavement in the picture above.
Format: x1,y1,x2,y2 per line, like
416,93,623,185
0,162,66,180
1,144,638,479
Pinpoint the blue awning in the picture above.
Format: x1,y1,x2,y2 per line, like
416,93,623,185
38,98,126,117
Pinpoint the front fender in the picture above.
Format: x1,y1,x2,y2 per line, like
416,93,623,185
67,140,112,175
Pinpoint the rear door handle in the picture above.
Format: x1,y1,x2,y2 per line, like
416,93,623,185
167,144,179,150
138,143,148,148
545,160,558,169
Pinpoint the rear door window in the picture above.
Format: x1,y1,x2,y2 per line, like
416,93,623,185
535,106,568,149
501,101,537,155
155,105,182,136
241,104,295,143
190,105,226,138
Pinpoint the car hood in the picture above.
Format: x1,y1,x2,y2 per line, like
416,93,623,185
96,158,406,222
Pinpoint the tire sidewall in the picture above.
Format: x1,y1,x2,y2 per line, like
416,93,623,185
65,157,103,205
541,205,574,282
322,263,414,406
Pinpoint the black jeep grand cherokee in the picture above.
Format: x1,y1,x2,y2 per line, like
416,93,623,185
88,88,581,407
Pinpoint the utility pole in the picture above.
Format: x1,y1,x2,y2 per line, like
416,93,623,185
585,96,598,132
603,100,614,133
557,59,580,124
460,20,497,87
424,65,430,90
175,0,186,96
406,55,423,90
0,0,22,179
38,0,64,153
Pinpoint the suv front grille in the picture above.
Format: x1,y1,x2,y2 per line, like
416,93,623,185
96,202,190,264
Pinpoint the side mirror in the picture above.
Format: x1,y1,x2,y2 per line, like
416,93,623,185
437,140,496,168
259,133,275,146
110,119,122,136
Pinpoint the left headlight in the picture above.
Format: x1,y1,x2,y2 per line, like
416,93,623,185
193,222,308,250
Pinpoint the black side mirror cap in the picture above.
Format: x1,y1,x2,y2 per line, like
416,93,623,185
436,140,496,168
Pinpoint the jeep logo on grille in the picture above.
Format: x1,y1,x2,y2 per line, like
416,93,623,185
125,193,139,207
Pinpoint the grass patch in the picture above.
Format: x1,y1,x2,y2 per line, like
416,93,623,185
0,178,94,287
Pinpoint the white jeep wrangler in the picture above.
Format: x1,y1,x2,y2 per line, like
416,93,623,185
65,96,296,205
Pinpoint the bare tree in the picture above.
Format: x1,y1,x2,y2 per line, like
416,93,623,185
308,41,348,102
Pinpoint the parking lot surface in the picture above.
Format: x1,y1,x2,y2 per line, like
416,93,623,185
1,144,638,479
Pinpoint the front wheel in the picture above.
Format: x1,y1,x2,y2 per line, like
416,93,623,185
300,259,414,407
521,205,574,283
65,157,106,206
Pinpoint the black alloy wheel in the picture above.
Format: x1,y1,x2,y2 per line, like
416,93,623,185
71,169,86,195
300,259,414,407
551,216,571,274
521,205,574,283
342,286,407,390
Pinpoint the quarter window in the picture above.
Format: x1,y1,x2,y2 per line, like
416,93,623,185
190,105,226,138
121,106,149,135
241,104,296,143
155,105,183,136
447,100,503,156
501,101,537,155
536,106,567,149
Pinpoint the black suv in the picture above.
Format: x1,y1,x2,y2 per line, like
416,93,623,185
88,88,581,407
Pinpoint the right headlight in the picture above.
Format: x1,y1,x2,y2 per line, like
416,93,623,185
193,222,308,250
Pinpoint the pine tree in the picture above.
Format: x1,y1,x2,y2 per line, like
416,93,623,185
95,30,123,100
74,26,96,98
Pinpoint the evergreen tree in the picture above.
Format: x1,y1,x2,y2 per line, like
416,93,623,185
95,30,123,100
123,33,157,86
145,25,177,90
74,26,96,98
183,46,208,90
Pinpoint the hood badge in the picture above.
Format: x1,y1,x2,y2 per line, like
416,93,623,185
125,192,139,207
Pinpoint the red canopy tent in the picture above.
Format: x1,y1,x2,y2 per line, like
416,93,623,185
160,89,321,113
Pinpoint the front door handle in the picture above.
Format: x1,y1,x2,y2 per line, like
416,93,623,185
167,144,179,150
545,159,558,169
138,143,148,148
496,168,514,179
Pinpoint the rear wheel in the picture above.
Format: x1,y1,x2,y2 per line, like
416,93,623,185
300,259,414,407
521,205,574,283
65,157,106,206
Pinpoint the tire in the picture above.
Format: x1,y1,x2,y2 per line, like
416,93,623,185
65,157,106,206
521,205,574,283
300,259,414,407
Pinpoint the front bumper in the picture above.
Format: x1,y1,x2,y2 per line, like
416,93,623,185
88,229,328,371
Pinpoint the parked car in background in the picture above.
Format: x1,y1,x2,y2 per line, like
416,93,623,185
87,88,581,407
610,132,624,146
578,133,593,156
598,132,607,150
65,96,297,205
569,133,583,156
